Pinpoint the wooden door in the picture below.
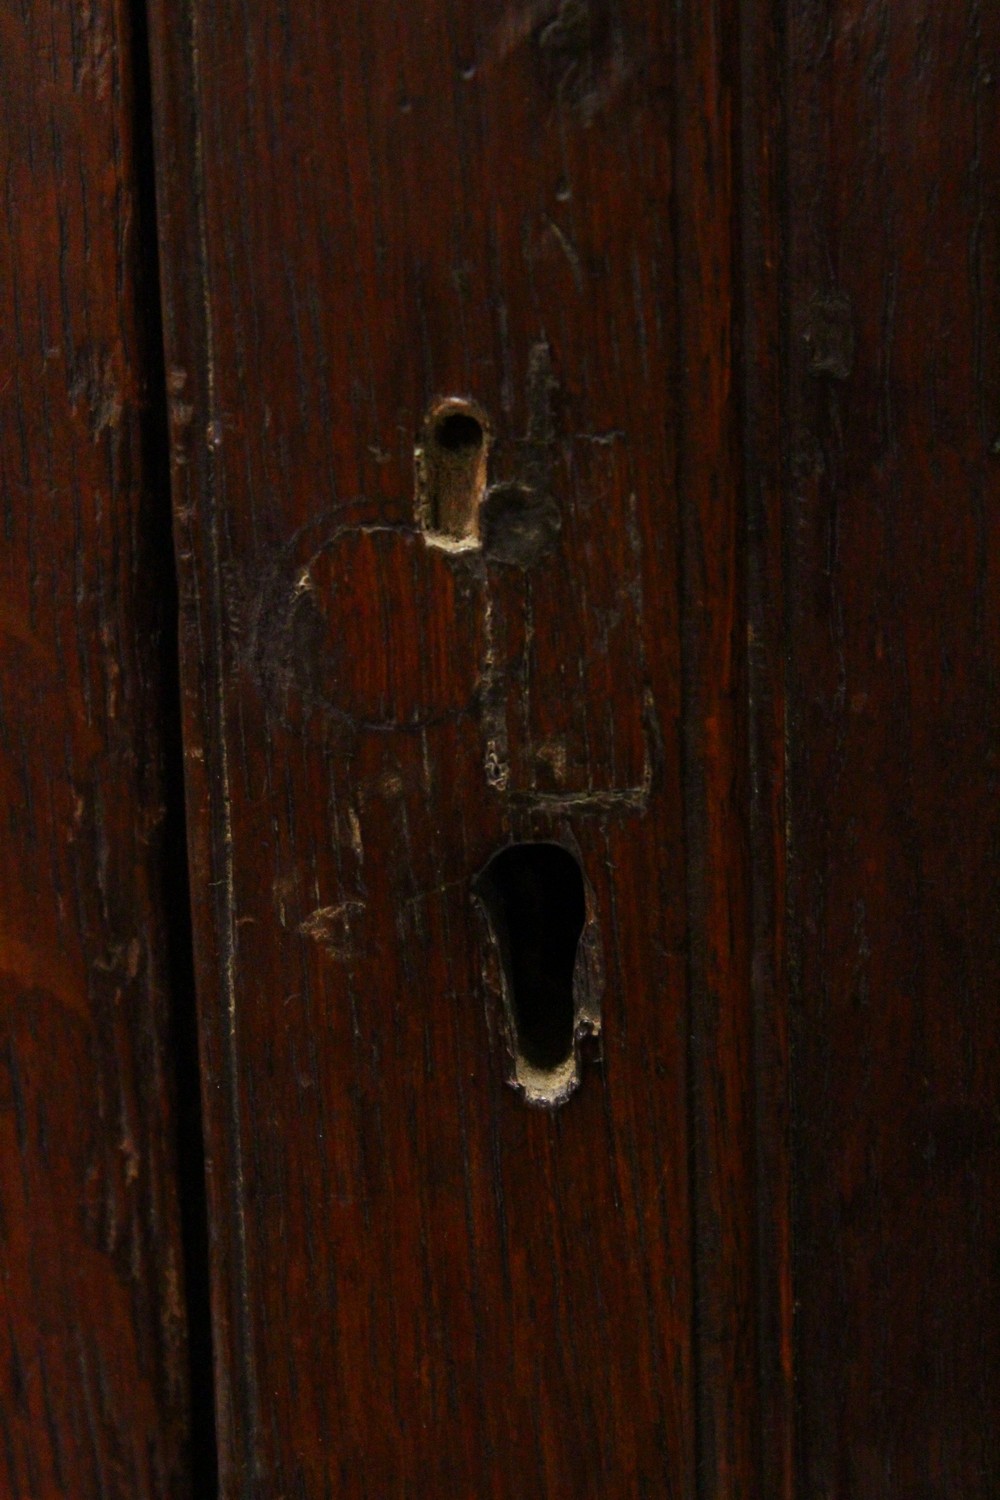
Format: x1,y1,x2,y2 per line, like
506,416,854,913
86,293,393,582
3,0,999,1495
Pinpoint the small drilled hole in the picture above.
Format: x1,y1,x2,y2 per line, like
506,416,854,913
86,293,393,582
434,410,484,453
474,843,585,1078
416,398,491,543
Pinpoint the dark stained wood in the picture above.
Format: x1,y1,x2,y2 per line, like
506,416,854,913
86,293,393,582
0,1,192,1496
782,1,1000,1493
148,0,759,1492
133,0,1000,1492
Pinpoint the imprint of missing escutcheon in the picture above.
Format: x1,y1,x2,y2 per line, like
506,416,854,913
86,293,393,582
415,397,492,550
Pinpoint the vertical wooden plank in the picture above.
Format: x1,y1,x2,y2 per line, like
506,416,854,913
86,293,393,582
149,0,755,1492
740,0,796,1493
0,1,192,1495
784,1,1000,1493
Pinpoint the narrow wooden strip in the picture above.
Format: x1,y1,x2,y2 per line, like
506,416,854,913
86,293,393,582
740,0,796,1491
674,0,762,1492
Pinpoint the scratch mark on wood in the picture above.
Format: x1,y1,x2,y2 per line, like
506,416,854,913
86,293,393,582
299,901,366,960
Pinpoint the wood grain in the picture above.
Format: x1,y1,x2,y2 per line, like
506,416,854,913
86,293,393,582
0,1,192,1495
783,1,1000,1493
143,0,1000,1491
148,0,759,1492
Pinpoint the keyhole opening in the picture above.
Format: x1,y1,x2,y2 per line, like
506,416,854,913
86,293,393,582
474,842,586,1084
416,397,491,546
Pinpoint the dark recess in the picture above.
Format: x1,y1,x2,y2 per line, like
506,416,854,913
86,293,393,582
434,410,485,452
475,842,586,1073
129,0,219,1490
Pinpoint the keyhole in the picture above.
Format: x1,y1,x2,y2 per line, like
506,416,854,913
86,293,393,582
416,397,491,546
474,842,588,1102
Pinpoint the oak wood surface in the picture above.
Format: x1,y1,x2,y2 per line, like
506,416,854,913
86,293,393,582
0,1,192,1495
148,0,759,1493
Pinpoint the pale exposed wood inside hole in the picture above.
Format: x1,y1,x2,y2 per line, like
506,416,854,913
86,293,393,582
416,398,492,546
